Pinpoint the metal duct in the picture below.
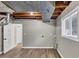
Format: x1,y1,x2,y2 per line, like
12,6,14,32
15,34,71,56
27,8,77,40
39,1,55,22
0,12,11,25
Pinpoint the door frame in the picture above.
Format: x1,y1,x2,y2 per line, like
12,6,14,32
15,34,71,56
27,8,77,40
1,25,4,54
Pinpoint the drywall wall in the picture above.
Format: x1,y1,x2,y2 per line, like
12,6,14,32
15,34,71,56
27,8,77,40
13,19,56,48
0,1,14,53
56,1,79,58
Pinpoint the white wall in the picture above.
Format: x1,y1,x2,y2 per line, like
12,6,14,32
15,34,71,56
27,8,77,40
13,19,56,48
0,1,14,53
56,1,79,58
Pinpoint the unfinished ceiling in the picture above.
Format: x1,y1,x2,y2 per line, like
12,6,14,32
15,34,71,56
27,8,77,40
2,1,71,20
2,1,55,20
13,12,42,19
51,1,71,19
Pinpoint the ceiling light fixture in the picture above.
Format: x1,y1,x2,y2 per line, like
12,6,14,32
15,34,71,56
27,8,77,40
30,12,34,15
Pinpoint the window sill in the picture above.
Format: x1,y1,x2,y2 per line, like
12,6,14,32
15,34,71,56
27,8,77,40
62,35,79,42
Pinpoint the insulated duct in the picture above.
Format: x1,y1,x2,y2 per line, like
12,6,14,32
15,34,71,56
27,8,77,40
0,12,11,25
39,1,55,22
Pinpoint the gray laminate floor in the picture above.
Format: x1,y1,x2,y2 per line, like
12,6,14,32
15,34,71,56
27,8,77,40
0,47,61,58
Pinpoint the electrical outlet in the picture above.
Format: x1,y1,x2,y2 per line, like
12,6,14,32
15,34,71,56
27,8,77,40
42,35,44,38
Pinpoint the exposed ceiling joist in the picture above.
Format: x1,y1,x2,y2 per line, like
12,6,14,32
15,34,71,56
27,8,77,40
51,1,71,19
12,12,42,20
55,5,67,8
2,1,71,20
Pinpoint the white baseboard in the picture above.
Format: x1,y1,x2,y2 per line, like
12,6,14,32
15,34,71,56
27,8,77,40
0,52,2,54
4,47,13,53
4,45,16,54
22,47,54,49
57,49,64,58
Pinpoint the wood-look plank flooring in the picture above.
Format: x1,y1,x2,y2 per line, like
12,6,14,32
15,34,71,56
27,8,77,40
0,47,61,58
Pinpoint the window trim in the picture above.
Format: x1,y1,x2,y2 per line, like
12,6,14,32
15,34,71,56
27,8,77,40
61,6,79,42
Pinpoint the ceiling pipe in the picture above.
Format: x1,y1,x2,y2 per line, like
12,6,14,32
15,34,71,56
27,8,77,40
0,12,11,25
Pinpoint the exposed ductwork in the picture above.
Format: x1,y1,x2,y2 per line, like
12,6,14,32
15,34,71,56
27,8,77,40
0,12,11,25
2,1,55,22
39,1,55,22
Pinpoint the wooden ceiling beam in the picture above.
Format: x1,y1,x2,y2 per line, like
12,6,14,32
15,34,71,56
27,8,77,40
55,1,70,6
53,12,61,15
13,12,42,19
13,12,42,17
51,1,71,19
54,11,62,13
55,5,67,8
0,12,7,15
52,14,59,16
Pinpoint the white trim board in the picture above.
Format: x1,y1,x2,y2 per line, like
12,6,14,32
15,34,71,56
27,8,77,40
4,45,16,54
57,49,64,58
22,47,54,49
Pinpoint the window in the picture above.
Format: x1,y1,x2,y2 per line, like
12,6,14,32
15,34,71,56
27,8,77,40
62,6,79,42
